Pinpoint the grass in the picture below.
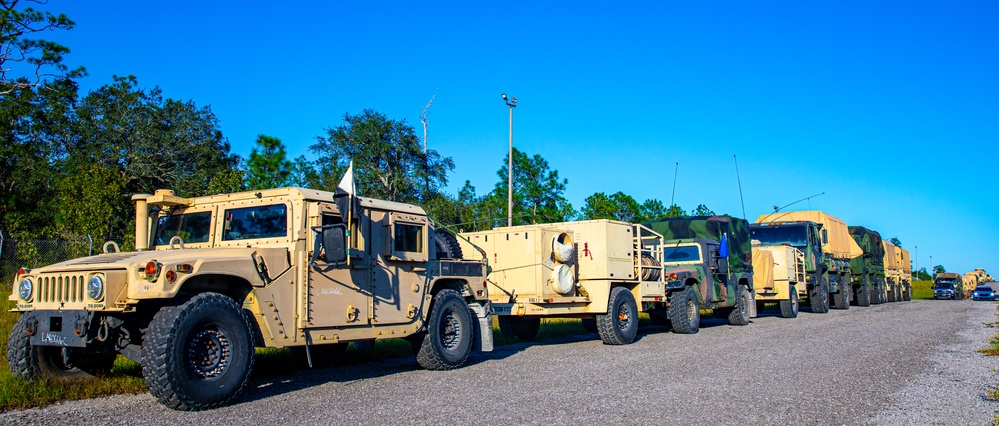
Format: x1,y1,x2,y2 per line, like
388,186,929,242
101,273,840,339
912,279,934,300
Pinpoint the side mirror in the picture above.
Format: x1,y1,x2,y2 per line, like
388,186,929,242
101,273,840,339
821,229,829,245
323,226,347,263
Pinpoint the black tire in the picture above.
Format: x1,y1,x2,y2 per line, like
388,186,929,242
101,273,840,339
856,277,871,307
433,229,463,259
291,342,348,368
903,284,912,301
497,316,540,340
728,285,751,326
833,276,850,310
809,275,830,313
6,314,117,381
780,287,799,319
417,289,473,370
668,286,700,334
404,331,427,354
596,287,639,345
886,284,896,302
580,318,599,333
142,293,255,411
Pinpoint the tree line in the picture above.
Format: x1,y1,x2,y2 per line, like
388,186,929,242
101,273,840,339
0,1,712,243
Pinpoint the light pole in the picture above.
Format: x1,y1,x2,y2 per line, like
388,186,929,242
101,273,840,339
930,255,933,277
502,93,517,227
914,245,918,279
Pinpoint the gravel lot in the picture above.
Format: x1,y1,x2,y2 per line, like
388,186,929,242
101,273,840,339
3,299,997,425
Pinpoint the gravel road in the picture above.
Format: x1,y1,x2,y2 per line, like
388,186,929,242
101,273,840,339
3,299,997,425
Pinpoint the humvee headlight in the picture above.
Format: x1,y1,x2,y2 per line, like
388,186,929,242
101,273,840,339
87,275,104,300
18,278,33,301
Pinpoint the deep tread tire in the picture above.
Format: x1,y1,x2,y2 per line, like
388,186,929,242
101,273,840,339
833,276,850,310
810,276,830,313
497,316,540,340
580,318,598,333
903,284,912,301
596,287,639,345
6,314,113,381
433,229,463,259
417,289,473,370
668,286,700,334
856,277,871,307
728,286,752,326
142,293,255,411
780,287,799,318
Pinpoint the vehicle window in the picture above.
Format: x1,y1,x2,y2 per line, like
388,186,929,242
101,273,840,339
155,212,212,245
394,223,423,253
750,225,807,247
664,246,700,262
223,204,287,241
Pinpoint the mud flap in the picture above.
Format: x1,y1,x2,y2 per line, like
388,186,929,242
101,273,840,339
749,290,759,318
468,302,493,352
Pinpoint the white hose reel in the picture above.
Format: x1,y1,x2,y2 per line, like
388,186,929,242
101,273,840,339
550,232,576,295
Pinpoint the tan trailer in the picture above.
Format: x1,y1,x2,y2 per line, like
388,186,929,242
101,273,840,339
883,241,903,302
458,219,665,345
752,242,806,318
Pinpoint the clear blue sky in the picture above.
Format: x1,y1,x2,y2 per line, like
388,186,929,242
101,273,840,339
42,1,998,276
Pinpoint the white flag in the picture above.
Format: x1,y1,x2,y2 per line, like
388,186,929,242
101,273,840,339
336,160,354,196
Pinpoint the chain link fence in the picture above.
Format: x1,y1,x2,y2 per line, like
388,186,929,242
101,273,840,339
0,231,126,288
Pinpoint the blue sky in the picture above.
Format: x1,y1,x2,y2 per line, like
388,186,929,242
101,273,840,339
42,1,998,276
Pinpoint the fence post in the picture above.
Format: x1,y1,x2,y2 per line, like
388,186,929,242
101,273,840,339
88,234,93,256
0,230,4,266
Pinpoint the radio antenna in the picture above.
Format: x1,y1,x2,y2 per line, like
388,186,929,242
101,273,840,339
734,155,746,219
670,162,679,208
759,192,826,223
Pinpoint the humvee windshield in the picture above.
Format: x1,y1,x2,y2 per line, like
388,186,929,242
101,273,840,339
750,225,807,247
664,245,700,263
156,211,212,245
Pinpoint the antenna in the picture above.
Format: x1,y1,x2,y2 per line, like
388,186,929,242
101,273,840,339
670,162,678,208
759,192,826,223
420,89,437,154
734,155,746,219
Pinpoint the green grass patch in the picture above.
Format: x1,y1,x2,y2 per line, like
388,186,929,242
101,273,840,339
912,279,934,300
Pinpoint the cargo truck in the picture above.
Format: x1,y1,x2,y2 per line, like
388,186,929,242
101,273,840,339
644,216,757,330
751,241,806,318
458,220,667,345
899,247,912,301
751,211,863,313
883,241,903,302
848,226,887,305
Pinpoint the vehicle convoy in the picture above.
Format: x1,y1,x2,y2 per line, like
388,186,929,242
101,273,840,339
7,187,492,410
645,215,757,330
848,226,887,305
751,241,806,318
458,219,666,344
751,211,863,313
934,272,962,300
965,268,993,297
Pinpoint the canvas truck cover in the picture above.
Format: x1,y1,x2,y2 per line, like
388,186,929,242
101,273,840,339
755,210,863,259
900,247,911,274
848,226,885,266
645,215,753,274
751,248,775,290
883,241,900,269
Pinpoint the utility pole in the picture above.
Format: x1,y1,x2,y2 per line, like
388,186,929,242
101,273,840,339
502,93,518,227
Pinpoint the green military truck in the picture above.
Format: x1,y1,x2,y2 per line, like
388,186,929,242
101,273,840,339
645,215,756,333
848,226,887,305
751,211,863,313
7,187,492,410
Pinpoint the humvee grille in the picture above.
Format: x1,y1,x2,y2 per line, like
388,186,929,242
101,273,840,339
37,274,86,304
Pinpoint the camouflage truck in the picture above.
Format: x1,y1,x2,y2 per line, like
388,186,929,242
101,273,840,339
751,241,806,318
883,241,903,302
933,272,962,300
645,215,756,331
458,220,665,345
848,226,887,305
752,211,863,313
7,187,492,410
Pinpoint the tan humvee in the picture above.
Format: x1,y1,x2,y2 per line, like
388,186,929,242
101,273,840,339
751,242,806,318
458,219,665,345
7,187,491,410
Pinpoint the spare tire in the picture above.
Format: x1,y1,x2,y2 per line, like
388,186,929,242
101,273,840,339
433,228,463,259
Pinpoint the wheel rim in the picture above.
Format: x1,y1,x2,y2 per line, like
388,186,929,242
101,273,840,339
439,309,462,351
686,300,697,324
792,292,798,313
617,303,632,331
187,326,231,380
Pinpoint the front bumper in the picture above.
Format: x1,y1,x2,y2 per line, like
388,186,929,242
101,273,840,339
20,310,94,348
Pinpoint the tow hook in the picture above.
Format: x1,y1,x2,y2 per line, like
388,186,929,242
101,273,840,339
25,317,38,336
74,318,89,337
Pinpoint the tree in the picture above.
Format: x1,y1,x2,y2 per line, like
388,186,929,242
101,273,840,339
666,204,685,218
0,0,86,94
310,109,453,203
55,163,126,237
485,148,574,225
692,204,715,216
640,199,669,221
246,134,292,190
889,237,902,247
580,192,642,222
916,267,931,281
933,265,946,276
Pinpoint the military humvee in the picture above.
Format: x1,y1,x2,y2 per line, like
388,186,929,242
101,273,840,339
645,216,756,332
7,187,491,410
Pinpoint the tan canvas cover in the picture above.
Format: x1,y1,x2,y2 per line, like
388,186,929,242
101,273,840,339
883,241,900,269
754,211,863,259
900,248,911,273
752,249,775,290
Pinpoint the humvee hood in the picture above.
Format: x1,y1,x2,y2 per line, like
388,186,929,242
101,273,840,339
32,248,275,272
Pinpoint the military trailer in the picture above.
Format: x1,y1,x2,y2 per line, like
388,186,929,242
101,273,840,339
751,242,806,318
7,187,492,410
848,226,887,305
883,241,903,302
457,219,665,345
645,215,756,331
899,247,912,301
961,273,979,299
752,211,863,313
933,272,962,300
